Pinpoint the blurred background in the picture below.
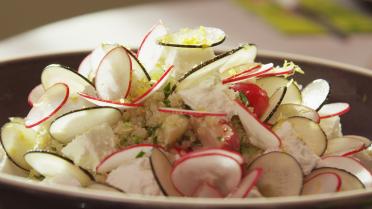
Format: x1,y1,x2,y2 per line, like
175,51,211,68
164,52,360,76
0,0,372,68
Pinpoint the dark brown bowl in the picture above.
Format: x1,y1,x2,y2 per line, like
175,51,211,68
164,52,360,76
0,51,371,209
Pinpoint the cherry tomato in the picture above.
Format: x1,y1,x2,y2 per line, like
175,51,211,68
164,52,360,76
230,83,269,117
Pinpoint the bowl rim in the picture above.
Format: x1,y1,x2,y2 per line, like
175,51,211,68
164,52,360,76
0,49,371,207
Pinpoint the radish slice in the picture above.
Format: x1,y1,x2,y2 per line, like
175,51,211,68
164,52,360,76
302,172,341,195
158,26,225,48
177,44,256,91
27,84,45,107
267,104,320,125
24,150,93,187
259,86,287,123
221,64,260,81
302,79,330,110
78,53,93,78
307,168,364,191
184,148,244,165
222,63,274,84
78,92,142,110
317,156,372,187
95,46,132,100
171,153,242,196
131,65,174,104
158,107,227,117
41,64,95,95
318,103,350,119
137,21,167,73
0,122,37,170
149,148,182,196
25,83,69,128
258,65,295,78
227,168,263,198
344,135,371,147
272,117,327,156
247,151,303,197
256,77,302,104
234,100,281,150
191,182,223,198
325,136,368,157
49,107,122,144
90,44,118,79
96,144,161,173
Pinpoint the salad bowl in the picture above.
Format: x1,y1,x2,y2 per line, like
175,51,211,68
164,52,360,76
0,50,371,209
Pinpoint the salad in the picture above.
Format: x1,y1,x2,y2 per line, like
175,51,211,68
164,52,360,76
0,22,371,198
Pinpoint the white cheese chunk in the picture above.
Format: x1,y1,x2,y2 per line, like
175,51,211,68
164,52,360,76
274,121,319,175
106,157,163,196
319,116,343,139
62,123,117,170
178,77,236,117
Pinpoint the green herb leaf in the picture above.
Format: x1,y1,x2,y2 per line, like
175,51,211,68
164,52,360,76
238,92,250,107
135,150,146,158
163,99,171,107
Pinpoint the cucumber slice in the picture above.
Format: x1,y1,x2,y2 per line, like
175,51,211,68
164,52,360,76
126,48,151,82
41,64,95,96
49,107,122,144
302,172,341,195
256,77,302,104
149,148,181,196
78,53,93,79
95,46,132,100
267,104,320,125
259,86,287,123
272,117,327,156
306,168,364,191
25,83,69,128
24,150,93,187
302,79,330,111
158,26,225,48
247,151,303,197
177,44,256,91
1,122,38,170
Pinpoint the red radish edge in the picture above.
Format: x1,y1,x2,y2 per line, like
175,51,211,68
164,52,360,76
186,148,244,165
170,152,243,196
222,65,273,84
241,168,263,198
304,172,342,192
158,107,227,117
95,46,133,99
78,92,143,107
321,156,372,176
136,21,163,58
235,99,282,148
222,64,261,82
27,84,44,107
25,83,70,128
342,144,368,157
257,67,294,78
131,65,174,104
319,103,351,119
96,143,165,172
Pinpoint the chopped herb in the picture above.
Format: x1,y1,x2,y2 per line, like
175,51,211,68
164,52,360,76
131,135,141,144
163,98,171,107
163,82,176,98
147,126,159,137
238,92,250,107
135,151,146,158
217,136,224,142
